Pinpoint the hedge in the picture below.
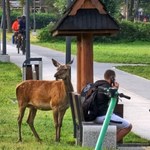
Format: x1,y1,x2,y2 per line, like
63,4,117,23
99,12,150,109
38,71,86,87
38,20,150,42
30,13,56,29
37,22,65,42
0,8,149,42
117,21,150,42
0,10,57,29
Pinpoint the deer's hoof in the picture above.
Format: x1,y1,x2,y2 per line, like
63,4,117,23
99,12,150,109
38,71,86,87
55,138,60,142
16,139,22,143
36,138,42,143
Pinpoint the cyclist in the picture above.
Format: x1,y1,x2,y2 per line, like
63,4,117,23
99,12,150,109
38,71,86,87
12,17,21,44
19,15,26,36
18,16,26,54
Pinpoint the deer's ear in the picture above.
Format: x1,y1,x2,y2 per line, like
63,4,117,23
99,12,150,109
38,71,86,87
52,59,61,67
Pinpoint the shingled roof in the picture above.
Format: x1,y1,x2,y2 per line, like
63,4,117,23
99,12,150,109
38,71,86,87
51,0,120,36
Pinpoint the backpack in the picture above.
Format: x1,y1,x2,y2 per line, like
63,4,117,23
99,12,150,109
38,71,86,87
81,80,108,121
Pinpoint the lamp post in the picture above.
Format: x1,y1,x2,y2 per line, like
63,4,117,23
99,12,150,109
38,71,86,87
125,0,128,20
26,0,30,60
0,16,3,53
2,0,6,55
33,0,36,32
65,0,73,64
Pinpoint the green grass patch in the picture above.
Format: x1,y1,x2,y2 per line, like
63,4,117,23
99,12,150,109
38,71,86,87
117,65,150,80
5,33,150,148
93,41,150,64
124,132,150,144
0,62,91,150
32,40,150,64
7,32,150,64
0,62,150,150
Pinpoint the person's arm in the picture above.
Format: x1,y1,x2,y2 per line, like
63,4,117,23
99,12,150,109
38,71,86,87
12,22,15,30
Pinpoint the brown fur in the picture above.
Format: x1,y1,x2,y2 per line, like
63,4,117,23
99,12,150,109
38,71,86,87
16,59,74,142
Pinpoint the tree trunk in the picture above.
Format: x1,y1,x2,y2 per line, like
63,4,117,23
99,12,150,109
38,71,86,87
128,0,134,21
6,0,11,32
134,0,140,21
20,0,26,15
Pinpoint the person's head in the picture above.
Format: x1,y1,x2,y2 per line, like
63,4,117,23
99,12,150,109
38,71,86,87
104,69,116,84
21,16,26,22
17,17,21,21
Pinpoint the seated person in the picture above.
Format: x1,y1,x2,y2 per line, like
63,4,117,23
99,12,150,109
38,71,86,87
94,69,132,142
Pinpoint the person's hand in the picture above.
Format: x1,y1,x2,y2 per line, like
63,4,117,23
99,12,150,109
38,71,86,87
113,82,119,89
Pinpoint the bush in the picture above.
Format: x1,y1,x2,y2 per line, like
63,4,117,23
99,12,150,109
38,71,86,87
94,20,150,43
37,23,53,42
0,9,57,29
38,20,150,42
30,13,57,29
10,11,22,23
118,21,138,41
117,21,150,42
37,22,65,42
136,22,150,41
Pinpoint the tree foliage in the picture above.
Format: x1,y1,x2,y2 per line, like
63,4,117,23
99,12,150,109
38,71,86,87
140,0,150,14
53,0,68,15
101,0,122,16
2,0,150,32
126,0,150,21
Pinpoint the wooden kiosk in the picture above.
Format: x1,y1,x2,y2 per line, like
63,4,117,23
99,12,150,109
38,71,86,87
51,0,119,93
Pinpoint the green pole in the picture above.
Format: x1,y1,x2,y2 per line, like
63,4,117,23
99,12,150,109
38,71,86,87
95,89,118,150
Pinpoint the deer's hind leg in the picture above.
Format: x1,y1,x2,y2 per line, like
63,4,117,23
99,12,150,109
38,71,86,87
26,107,41,142
17,106,26,142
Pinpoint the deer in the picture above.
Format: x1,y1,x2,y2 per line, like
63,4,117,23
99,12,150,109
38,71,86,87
16,58,74,142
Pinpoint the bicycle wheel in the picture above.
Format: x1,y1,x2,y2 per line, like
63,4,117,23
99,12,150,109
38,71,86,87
16,40,20,54
21,36,26,55
16,34,22,54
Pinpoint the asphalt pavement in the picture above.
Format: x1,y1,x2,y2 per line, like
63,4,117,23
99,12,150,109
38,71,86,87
4,43,150,149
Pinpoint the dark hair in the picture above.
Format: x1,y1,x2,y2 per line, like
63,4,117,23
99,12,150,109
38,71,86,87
21,16,26,20
17,17,21,20
104,69,116,80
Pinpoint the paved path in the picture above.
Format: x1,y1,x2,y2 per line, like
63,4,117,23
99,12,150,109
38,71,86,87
5,43,150,144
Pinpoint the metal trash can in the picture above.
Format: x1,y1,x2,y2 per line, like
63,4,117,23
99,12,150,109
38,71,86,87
22,58,42,80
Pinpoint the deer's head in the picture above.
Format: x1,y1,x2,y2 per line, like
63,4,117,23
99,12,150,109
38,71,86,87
52,59,73,80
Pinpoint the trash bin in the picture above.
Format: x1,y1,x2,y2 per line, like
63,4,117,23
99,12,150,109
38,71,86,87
22,58,42,80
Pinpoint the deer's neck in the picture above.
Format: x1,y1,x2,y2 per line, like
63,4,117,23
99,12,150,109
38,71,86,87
63,76,74,93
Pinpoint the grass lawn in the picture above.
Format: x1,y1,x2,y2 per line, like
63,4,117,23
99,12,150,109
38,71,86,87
117,65,150,80
7,32,150,64
0,62,91,150
2,32,150,149
0,62,149,150
32,40,150,64
32,39,150,79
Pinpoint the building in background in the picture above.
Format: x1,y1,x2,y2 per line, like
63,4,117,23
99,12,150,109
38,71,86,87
8,0,47,13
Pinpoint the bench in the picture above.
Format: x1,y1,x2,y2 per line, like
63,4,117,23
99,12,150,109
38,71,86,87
69,92,124,148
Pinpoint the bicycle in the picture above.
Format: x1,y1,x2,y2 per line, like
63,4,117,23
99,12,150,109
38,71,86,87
16,32,26,55
95,87,131,150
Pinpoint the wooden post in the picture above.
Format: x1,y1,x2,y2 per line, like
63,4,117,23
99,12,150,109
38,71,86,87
77,36,82,93
77,33,93,93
